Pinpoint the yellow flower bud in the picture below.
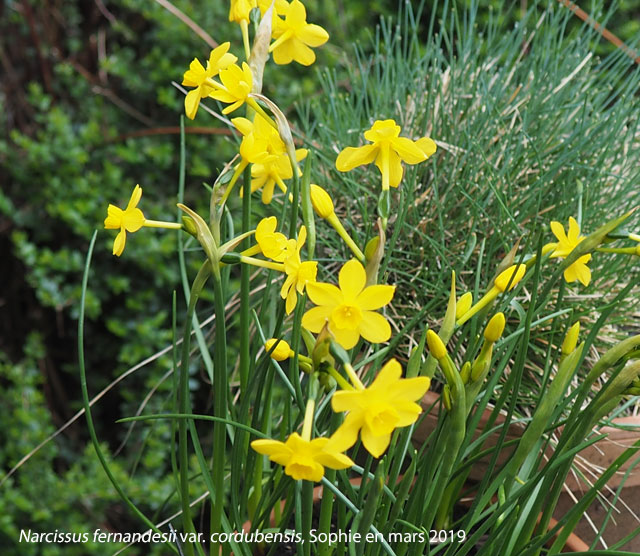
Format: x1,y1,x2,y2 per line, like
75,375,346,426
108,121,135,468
265,338,292,361
494,264,526,292
364,236,380,262
636,245,640,256
310,184,335,218
456,292,473,319
484,312,506,343
561,322,580,355
426,330,447,360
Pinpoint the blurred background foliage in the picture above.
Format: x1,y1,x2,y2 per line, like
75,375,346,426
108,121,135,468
0,0,639,553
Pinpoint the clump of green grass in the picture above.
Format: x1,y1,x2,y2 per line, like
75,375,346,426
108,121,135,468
300,0,640,410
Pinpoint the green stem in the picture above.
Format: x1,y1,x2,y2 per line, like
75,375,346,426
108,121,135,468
210,265,229,555
180,262,212,556
240,164,251,394
78,231,178,554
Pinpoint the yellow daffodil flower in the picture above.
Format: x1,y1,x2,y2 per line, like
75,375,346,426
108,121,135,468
251,147,308,204
182,43,237,120
549,217,592,286
251,400,353,482
258,0,289,16
255,216,288,261
210,62,254,114
336,119,437,190
269,0,329,66
104,185,182,256
281,226,318,314
329,359,430,457
221,116,281,203
229,0,256,23
302,259,395,349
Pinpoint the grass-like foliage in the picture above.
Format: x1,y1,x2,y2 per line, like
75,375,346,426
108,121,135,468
75,1,640,555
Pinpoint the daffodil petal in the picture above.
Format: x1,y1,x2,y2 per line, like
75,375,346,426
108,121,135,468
332,327,360,349
293,40,316,66
369,359,402,389
184,89,201,120
127,185,143,210
335,144,378,172
123,208,145,232
315,450,354,470
306,282,343,306
392,400,423,427
355,284,395,310
299,23,329,47
550,221,567,244
568,216,581,243
338,259,366,301
112,229,126,257
251,439,289,456
332,390,364,413
361,427,391,458
386,149,404,187
388,376,431,403
301,306,333,332
325,412,362,451
390,136,427,164
359,311,391,344
416,136,437,157
104,205,123,229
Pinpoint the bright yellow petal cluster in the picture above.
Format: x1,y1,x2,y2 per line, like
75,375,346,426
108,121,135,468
209,62,253,114
549,217,592,286
280,226,318,314
336,119,437,190
233,115,307,203
330,359,430,457
302,259,395,349
104,186,182,257
251,432,353,482
269,0,329,66
232,115,280,166
182,43,237,120
251,148,308,204
104,185,145,256
255,216,288,261
229,0,256,23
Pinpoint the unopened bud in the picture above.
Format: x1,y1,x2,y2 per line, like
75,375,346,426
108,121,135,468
494,264,526,292
456,292,473,319
181,215,198,238
265,338,292,361
442,385,452,411
460,361,471,384
561,322,580,355
426,330,447,360
310,184,334,219
484,312,506,343
364,236,380,262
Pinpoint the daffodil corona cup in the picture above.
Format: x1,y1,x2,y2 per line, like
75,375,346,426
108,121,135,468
82,2,640,555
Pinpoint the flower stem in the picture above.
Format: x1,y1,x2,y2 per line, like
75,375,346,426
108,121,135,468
246,97,279,130
327,213,365,262
344,363,365,390
239,255,285,272
143,220,183,229
240,20,251,60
